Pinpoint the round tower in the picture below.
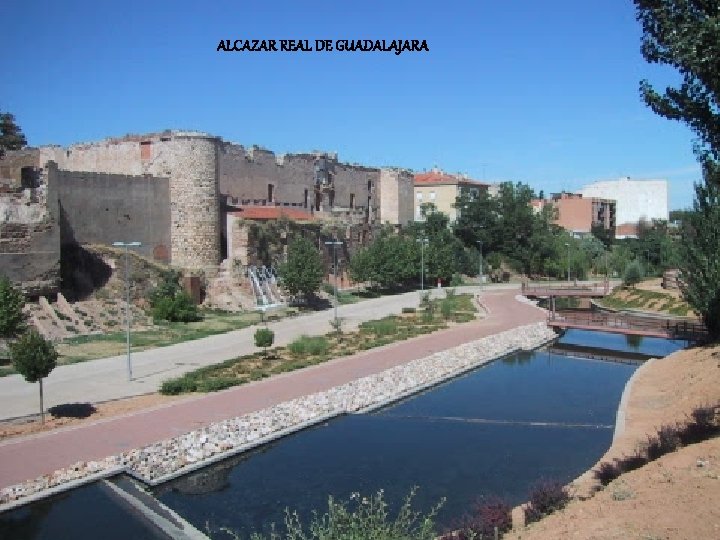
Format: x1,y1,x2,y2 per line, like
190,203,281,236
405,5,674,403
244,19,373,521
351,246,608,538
166,134,221,269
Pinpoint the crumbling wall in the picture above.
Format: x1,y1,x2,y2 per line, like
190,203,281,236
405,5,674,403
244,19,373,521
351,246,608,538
53,164,171,262
218,142,381,222
0,166,60,296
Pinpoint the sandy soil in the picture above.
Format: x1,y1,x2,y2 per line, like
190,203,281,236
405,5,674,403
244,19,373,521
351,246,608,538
0,393,189,440
506,342,720,540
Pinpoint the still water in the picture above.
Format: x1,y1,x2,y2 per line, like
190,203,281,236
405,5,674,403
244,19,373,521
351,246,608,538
153,330,682,538
0,330,686,539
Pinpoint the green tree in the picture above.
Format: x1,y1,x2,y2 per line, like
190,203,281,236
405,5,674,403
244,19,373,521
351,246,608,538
254,327,274,357
150,271,201,322
11,330,57,423
678,169,720,336
349,231,418,290
623,260,644,288
0,275,26,339
0,112,27,158
279,236,324,300
636,0,720,162
635,0,720,336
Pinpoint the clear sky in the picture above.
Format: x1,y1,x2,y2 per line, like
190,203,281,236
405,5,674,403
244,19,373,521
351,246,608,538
0,0,701,209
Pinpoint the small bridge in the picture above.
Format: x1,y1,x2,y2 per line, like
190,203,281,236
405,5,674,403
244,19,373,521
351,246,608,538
548,310,707,342
521,281,611,298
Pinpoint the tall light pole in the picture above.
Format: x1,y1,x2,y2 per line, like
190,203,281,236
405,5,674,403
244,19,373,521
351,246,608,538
113,241,141,381
565,242,571,283
416,238,428,291
476,240,483,291
324,240,342,331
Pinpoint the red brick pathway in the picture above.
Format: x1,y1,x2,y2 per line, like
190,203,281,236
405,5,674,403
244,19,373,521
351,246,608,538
0,290,544,489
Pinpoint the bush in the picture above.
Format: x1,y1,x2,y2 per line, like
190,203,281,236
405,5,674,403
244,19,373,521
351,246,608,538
623,260,643,288
150,271,201,323
643,424,682,461
254,328,275,356
196,377,239,393
594,462,621,486
287,335,329,357
160,376,198,395
0,275,26,338
524,479,570,524
679,404,719,444
360,317,398,337
243,488,441,540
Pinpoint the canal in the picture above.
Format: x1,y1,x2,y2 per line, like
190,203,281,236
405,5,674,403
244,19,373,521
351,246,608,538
0,329,687,539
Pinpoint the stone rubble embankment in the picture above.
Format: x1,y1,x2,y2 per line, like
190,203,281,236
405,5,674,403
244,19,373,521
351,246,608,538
0,322,556,508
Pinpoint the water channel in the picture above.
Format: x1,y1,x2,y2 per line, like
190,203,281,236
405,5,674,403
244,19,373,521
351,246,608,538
0,329,688,539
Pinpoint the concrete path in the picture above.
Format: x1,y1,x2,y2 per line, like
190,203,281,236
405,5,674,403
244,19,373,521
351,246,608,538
0,288,545,490
0,284,517,420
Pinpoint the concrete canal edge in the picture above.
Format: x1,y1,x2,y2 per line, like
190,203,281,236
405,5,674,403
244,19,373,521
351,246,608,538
613,356,658,442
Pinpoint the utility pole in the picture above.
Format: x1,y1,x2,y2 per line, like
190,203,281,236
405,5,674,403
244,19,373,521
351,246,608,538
476,240,483,292
112,241,142,381
565,242,571,283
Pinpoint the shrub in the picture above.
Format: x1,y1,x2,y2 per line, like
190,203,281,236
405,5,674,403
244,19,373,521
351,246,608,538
254,328,275,356
524,479,570,524
196,377,239,393
152,291,201,323
594,462,621,486
679,404,719,444
623,260,643,288
617,453,647,474
644,424,681,461
0,275,26,338
440,300,454,321
288,335,329,357
243,488,442,540
160,376,198,395
360,317,398,337
401,307,416,314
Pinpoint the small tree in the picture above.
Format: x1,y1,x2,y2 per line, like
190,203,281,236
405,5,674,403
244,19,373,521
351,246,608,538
150,271,201,323
254,327,274,357
0,112,27,158
10,330,57,423
0,275,26,339
623,260,643,288
279,236,324,300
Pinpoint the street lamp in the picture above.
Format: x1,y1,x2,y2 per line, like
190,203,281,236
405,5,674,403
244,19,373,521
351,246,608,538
112,241,141,381
564,242,571,283
476,240,483,291
416,238,429,291
324,240,343,331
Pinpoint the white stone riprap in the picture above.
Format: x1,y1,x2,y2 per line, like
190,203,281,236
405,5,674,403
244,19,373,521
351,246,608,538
0,322,556,507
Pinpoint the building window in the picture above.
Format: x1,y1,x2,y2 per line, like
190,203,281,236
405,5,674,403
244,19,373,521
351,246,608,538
416,192,423,200
350,193,355,209
267,184,274,203
429,191,436,201
304,189,308,208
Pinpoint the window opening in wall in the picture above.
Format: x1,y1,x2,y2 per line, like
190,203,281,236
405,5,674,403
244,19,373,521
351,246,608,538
268,184,274,203
417,192,423,200
350,193,355,209
367,180,372,192
304,189,309,208
429,191,436,201
329,190,335,207
315,192,322,211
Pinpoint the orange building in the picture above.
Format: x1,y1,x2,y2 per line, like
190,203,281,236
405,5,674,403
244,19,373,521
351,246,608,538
532,192,615,236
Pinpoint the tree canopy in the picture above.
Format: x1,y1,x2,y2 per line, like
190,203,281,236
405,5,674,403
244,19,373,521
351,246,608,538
0,112,27,157
636,0,720,162
279,236,324,299
0,275,26,339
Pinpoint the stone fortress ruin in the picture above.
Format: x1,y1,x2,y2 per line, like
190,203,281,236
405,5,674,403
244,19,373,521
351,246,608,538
0,130,415,304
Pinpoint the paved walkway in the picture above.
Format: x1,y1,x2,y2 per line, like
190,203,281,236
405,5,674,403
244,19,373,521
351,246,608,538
0,288,545,490
0,284,518,420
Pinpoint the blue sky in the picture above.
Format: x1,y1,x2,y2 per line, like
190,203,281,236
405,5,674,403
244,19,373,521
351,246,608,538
0,0,701,209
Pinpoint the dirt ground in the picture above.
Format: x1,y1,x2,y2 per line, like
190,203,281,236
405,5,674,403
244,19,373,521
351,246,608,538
506,342,720,540
0,393,189,440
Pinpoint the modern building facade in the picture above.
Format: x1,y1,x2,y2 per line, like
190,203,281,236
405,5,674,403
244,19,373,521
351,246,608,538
532,192,616,236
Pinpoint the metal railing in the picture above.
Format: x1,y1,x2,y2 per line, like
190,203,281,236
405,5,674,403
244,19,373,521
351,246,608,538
521,281,611,297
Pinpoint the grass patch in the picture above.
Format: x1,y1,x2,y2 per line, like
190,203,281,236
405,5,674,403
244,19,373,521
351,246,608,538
598,286,693,316
288,335,331,357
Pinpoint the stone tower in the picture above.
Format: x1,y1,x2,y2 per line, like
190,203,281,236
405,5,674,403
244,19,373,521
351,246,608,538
164,134,221,269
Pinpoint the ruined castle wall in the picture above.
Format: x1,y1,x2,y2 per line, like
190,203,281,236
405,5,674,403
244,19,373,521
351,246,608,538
0,149,42,188
39,132,221,268
54,168,171,262
0,164,60,296
219,143,381,219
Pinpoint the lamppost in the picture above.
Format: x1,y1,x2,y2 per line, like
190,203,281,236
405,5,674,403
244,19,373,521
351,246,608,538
416,238,429,291
112,241,141,381
324,240,342,330
565,242,571,283
476,240,483,292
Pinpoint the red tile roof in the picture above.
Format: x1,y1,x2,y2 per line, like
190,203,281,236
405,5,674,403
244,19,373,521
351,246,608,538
414,171,489,187
229,206,316,221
